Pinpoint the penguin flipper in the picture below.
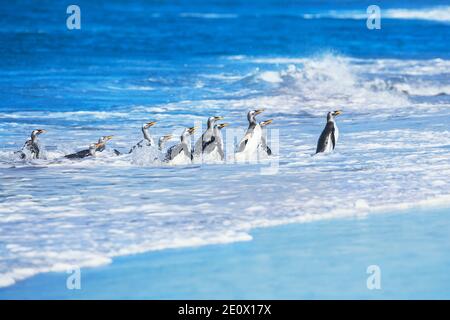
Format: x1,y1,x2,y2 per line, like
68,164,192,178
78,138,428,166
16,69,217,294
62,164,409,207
237,132,252,152
165,144,182,162
202,136,215,152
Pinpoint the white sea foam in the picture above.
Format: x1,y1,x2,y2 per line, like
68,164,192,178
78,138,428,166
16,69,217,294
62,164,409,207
179,13,238,19
1,54,450,288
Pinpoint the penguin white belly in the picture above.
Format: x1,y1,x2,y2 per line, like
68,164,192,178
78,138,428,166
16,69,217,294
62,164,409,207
334,125,339,145
203,147,220,162
236,125,262,161
170,151,191,165
324,136,333,153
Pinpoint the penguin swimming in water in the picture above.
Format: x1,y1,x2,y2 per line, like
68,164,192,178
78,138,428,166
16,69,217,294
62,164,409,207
96,135,114,152
64,136,113,159
164,127,196,165
259,119,273,156
235,109,264,161
16,129,47,160
316,110,342,154
193,116,224,157
64,143,101,159
129,121,157,153
203,123,229,161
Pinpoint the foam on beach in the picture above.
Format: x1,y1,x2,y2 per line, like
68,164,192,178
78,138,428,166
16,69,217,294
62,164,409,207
1,54,450,288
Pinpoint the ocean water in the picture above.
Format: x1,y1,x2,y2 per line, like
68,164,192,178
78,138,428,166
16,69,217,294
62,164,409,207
2,207,450,299
0,0,450,289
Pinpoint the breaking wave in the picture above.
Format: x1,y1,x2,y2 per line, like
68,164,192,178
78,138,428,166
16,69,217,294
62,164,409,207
303,6,450,23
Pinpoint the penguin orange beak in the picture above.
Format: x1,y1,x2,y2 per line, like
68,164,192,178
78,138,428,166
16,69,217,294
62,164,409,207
254,109,264,115
218,123,229,129
145,121,157,128
333,110,342,116
188,127,197,134
213,116,224,121
261,119,273,126
104,135,113,141
37,129,47,134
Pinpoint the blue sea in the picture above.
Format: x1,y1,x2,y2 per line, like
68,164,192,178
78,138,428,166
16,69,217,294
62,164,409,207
0,0,450,298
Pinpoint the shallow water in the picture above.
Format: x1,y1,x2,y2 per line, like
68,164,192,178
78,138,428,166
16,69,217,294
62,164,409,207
1,207,450,299
0,0,450,288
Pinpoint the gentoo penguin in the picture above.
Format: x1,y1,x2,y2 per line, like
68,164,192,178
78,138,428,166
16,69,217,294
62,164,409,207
259,119,273,156
64,142,101,159
16,129,47,160
164,127,196,164
129,121,157,153
158,134,173,152
316,110,342,154
203,123,229,161
64,136,113,159
235,109,264,160
95,135,114,152
193,116,224,157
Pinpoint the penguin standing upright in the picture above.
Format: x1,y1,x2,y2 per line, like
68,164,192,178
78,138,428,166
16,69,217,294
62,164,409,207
259,119,273,156
316,110,342,154
235,109,264,161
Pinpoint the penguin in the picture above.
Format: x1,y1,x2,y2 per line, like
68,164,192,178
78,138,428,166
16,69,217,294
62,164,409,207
164,127,196,165
259,119,273,156
316,110,342,154
129,121,157,153
16,129,47,160
203,123,229,161
235,109,264,160
64,136,113,159
158,134,173,152
193,116,224,157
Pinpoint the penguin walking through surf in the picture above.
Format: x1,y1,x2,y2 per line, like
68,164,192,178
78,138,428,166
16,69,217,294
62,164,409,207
15,129,47,160
316,110,342,154
203,123,229,161
164,127,196,165
258,119,273,156
64,136,113,159
158,134,173,152
193,116,224,158
235,109,264,161
129,121,157,154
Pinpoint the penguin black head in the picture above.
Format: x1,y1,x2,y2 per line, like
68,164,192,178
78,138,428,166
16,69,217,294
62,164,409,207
97,135,113,144
181,127,197,142
217,123,229,130
159,134,173,143
31,129,47,137
327,110,342,122
207,116,224,129
247,109,264,124
260,119,273,128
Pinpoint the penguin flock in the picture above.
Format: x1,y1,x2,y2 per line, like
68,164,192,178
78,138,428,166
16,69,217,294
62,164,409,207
13,109,342,163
